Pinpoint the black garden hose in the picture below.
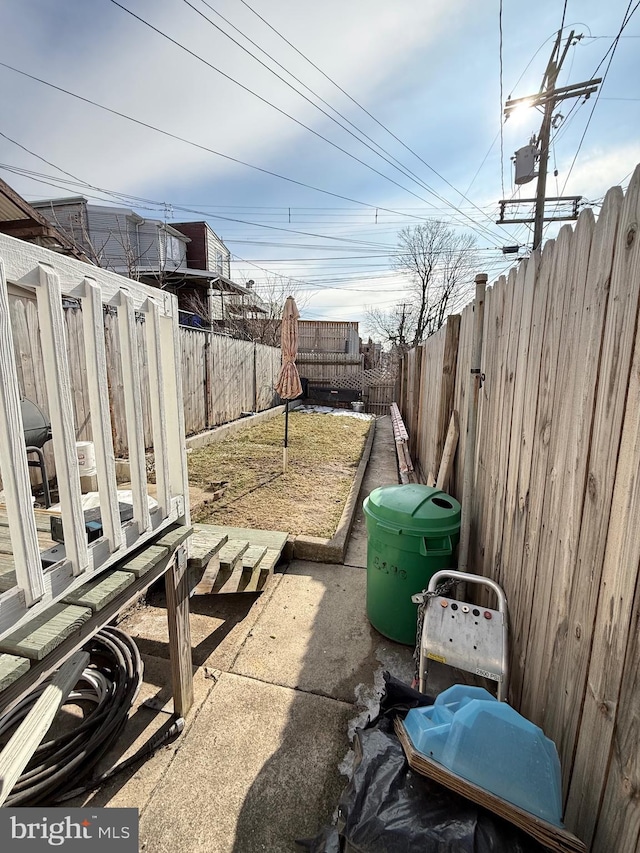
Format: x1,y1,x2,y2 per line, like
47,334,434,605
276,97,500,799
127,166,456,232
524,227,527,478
0,627,151,805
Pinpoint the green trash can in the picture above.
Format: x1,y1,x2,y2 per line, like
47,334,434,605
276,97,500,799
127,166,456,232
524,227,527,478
363,483,461,644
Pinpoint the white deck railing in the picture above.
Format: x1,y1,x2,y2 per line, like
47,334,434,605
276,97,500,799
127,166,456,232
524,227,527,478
0,234,190,639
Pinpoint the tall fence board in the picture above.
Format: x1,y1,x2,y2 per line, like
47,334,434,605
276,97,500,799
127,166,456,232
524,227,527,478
399,167,640,851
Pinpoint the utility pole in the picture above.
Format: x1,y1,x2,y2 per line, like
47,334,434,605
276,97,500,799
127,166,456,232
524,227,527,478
499,30,601,250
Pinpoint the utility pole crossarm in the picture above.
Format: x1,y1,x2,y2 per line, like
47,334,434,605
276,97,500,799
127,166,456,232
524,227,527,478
501,28,600,250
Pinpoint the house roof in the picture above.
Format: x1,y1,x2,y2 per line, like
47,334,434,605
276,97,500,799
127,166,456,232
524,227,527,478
0,181,90,261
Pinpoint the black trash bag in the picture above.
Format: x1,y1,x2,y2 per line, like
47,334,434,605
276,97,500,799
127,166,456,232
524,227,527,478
298,674,546,853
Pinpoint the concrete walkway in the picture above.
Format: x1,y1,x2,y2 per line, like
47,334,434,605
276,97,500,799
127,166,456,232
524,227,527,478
84,415,416,852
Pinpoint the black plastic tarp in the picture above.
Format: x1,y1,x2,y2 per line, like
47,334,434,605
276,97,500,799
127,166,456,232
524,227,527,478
299,675,546,853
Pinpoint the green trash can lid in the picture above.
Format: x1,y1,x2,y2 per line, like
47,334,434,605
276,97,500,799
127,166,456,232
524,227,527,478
364,484,461,535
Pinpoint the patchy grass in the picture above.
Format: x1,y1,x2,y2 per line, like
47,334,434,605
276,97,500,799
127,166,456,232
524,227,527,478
188,412,371,537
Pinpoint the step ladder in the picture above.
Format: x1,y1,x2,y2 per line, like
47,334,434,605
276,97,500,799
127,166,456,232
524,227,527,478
415,570,509,701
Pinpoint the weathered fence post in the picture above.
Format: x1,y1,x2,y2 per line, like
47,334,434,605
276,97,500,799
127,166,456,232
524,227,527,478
458,273,487,571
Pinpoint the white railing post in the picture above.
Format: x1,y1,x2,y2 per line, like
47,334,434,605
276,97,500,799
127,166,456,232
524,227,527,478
0,259,44,605
81,278,122,551
117,290,150,535
159,296,190,525
36,264,89,575
143,298,171,518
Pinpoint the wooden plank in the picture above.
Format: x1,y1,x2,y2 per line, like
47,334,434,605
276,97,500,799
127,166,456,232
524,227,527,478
435,411,459,492
544,193,620,772
497,252,538,680
506,242,553,708
192,556,221,595
165,545,193,716
435,315,461,474
155,525,193,553
519,229,573,718
564,172,640,842
0,603,92,660
528,211,593,751
187,527,228,570
0,650,89,807
144,299,171,517
117,290,150,535
196,525,288,553
121,544,169,578
395,719,586,853
488,267,522,596
0,653,29,692
214,561,245,594
63,570,135,612
219,539,250,571
0,259,45,604
241,566,269,594
591,568,640,853
242,545,268,569
37,265,88,576
81,278,122,551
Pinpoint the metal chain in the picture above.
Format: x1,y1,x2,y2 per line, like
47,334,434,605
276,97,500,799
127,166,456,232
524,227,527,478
412,579,457,686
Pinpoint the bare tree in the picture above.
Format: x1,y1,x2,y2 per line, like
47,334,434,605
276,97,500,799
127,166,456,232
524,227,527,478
367,221,477,349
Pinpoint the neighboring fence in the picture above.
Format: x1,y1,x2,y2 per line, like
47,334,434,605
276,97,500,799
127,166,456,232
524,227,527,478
399,167,640,851
9,297,281,462
298,355,397,415
296,351,364,383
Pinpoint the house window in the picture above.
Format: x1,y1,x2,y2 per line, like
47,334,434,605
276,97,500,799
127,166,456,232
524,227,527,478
160,231,183,266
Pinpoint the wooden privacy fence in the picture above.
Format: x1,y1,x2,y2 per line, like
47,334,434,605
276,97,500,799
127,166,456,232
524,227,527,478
399,166,640,852
9,297,281,466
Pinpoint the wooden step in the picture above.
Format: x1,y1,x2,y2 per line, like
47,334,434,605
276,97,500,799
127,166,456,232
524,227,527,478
218,540,250,571
186,524,287,595
189,525,229,569
242,545,268,570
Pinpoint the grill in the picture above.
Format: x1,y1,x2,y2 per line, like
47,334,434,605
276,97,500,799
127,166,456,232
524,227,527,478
21,398,52,507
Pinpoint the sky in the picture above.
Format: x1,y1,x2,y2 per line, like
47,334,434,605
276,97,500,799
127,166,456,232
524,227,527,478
1,0,639,336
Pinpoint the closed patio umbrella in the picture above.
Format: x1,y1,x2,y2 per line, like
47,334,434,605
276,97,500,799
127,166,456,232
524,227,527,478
275,296,302,472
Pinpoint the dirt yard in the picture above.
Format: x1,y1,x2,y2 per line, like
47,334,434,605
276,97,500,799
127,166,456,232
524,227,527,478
188,411,372,537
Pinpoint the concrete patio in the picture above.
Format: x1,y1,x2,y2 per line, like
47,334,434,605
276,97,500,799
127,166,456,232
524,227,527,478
75,415,417,852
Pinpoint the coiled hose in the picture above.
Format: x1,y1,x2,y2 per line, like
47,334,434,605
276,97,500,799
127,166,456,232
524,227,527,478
0,626,181,806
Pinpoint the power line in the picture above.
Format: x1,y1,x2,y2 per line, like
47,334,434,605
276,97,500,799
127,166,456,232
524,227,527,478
0,83,487,231
558,0,639,197
234,0,514,238
106,0,504,245
181,0,454,203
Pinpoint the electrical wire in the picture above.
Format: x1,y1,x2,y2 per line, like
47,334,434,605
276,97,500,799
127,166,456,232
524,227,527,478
181,0,453,199
0,75,503,244
557,0,639,197
106,0,505,245
0,628,179,806
233,0,517,238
